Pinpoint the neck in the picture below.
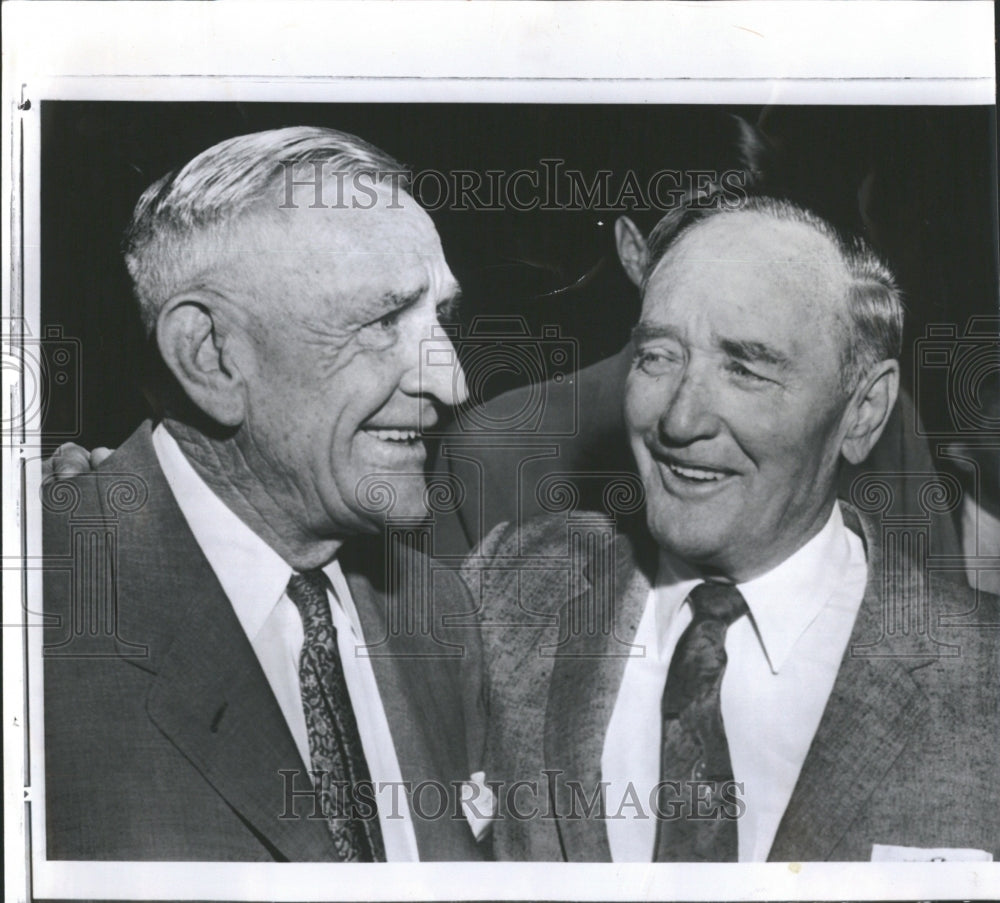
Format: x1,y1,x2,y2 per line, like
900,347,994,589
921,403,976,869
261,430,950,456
164,418,343,570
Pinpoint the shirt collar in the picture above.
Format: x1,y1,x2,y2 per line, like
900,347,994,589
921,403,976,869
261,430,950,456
651,552,703,660
653,503,858,674
151,424,356,641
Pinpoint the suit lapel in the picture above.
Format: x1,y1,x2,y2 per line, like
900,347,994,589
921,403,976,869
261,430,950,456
768,503,931,861
107,425,335,861
545,521,656,861
144,593,336,861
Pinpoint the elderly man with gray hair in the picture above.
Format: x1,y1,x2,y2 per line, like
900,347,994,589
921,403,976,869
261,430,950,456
43,127,486,861
473,195,999,863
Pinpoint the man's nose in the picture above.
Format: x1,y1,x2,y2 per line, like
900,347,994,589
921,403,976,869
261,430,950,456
656,366,719,445
401,330,469,407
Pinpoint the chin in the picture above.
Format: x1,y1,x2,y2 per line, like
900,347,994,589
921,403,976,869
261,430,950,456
348,474,430,524
647,511,723,568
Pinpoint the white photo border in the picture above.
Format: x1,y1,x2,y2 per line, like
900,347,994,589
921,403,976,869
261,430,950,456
4,3,997,902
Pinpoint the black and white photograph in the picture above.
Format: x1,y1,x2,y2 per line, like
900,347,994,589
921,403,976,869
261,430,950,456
3,3,998,901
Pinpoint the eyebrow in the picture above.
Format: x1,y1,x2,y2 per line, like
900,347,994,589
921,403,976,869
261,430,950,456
719,338,792,370
369,285,463,322
376,286,426,316
631,322,681,344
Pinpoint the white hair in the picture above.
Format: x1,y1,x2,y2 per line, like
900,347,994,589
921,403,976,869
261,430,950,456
123,126,408,332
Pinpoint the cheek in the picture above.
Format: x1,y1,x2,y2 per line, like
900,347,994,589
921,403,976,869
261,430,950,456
244,379,303,444
624,377,660,433
325,400,368,452
325,358,400,441
741,405,844,479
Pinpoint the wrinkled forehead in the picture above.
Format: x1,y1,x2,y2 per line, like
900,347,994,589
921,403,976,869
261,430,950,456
645,210,851,315
212,183,455,319
273,182,444,256
243,183,448,269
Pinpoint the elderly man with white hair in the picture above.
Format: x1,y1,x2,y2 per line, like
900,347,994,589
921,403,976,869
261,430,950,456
473,195,999,863
43,127,486,862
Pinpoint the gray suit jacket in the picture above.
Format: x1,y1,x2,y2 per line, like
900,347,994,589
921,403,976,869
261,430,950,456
43,422,486,861
469,503,999,861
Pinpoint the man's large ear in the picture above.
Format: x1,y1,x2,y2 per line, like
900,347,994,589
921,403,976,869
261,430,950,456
841,359,900,465
614,215,649,288
156,294,247,427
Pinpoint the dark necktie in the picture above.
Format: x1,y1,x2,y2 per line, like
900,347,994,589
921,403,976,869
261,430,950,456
653,581,748,862
286,570,386,862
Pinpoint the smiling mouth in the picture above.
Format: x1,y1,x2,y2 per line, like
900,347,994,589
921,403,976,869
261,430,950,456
364,428,422,444
665,461,728,482
653,451,738,487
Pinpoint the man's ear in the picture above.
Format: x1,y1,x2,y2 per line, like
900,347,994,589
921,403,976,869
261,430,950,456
614,216,649,288
841,359,900,465
156,294,247,427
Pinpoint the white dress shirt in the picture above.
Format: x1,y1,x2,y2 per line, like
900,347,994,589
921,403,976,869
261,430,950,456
602,503,868,862
152,424,420,861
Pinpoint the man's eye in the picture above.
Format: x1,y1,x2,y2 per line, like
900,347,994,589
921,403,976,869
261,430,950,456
633,348,680,376
356,308,405,349
369,309,402,331
727,360,769,383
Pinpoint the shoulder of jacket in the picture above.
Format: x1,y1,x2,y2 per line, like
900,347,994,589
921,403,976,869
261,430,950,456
468,511,617,561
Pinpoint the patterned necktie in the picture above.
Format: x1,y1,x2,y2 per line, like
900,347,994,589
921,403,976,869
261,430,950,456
653,581,748,862
286,570,386,862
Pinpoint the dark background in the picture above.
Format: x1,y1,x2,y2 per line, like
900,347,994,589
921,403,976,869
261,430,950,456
40,101,998,450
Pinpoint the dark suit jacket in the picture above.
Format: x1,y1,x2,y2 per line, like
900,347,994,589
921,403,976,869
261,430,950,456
434,347,963,559
43,422,486,861
468,502,999,861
